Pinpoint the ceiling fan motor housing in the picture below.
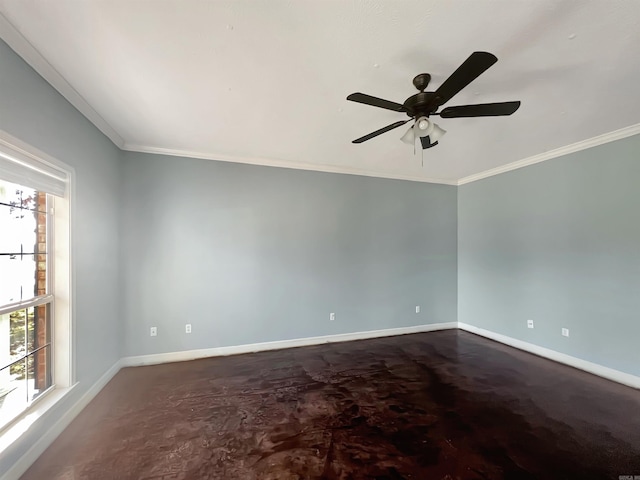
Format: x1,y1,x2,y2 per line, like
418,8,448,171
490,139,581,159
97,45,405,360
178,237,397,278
403,91,439,118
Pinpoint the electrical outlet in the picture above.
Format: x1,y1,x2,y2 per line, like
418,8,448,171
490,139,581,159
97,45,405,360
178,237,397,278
562,328,569,337
527,319,534,329
150,326,157,337
415,306,421,313
329,313,335,321
185,324,192,334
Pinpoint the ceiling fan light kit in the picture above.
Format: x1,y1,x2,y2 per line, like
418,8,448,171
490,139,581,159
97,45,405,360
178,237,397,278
400,117,446,149
347,51,521,153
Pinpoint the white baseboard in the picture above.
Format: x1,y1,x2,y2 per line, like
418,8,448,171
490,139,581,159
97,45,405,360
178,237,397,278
121,322,458,367
458,323,640,389
1,359,123,480
4,322,638,479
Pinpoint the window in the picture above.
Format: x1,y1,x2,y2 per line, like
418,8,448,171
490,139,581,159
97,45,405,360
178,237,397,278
0,182,53,424
0,133,72,431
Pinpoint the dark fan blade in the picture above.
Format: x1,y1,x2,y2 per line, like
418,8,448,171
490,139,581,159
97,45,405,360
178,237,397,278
347,92,407,112
352,119,411,144
420,136,439,149
433,52,498,107
439,101,521,118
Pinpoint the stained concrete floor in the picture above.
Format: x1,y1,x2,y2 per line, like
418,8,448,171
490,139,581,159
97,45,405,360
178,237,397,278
21,330,640,480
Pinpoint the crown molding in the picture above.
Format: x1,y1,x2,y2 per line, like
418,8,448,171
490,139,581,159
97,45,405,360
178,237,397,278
125,122,640,185
3,10,639,186
122,143,459,185
0,12,125,148
457,123,640,185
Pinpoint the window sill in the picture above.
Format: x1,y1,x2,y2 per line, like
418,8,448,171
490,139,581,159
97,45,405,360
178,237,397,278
0,383,77,455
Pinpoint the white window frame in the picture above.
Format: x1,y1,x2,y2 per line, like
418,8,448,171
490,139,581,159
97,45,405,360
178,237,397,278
0,130,75,438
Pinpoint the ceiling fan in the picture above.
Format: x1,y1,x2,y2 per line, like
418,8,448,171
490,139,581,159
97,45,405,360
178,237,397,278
346,52,521,149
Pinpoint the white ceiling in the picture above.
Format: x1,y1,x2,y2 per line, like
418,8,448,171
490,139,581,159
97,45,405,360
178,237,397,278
1,1,640,184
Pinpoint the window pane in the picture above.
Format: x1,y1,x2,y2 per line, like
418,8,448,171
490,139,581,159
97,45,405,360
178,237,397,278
0,305,50,371
0,180,45,213
0,360,27,423
0,180,48,305
0,255,38,304
26,307,35,353
0,304,52,422
34,304,51,348
35,207,48,297
0,314,12,376
0,204,39,253
6,309,27,369
28,346,51,403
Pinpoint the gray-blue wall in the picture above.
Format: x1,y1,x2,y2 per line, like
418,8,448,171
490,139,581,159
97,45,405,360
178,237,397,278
3,25,640,479
120,152,458,356
458,134,640,377
0,39,122,474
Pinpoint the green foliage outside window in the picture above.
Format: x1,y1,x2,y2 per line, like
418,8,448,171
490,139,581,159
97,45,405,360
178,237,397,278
9,309,35,379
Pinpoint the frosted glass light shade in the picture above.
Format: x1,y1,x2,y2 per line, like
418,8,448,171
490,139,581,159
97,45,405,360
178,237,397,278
430,123,447,142
400,125,415,144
